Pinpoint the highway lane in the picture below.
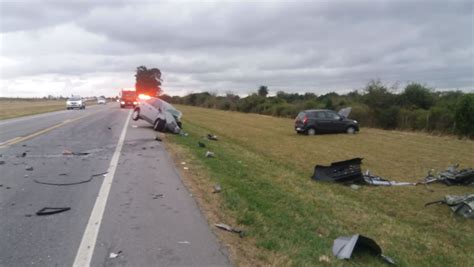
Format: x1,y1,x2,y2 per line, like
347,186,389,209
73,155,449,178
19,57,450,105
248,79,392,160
0,104,230,266
0,104,105,145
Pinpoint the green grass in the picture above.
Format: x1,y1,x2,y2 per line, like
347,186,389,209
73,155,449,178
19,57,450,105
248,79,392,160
0,98,96,120
167,105,474,266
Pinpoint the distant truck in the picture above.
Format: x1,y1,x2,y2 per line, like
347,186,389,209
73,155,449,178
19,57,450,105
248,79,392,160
119,89,137,108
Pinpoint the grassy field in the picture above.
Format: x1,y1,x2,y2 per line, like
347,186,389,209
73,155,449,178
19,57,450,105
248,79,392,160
166,105,474,266
0,98,95,120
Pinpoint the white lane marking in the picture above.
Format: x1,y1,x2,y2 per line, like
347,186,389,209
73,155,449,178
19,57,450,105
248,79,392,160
73,109,132,267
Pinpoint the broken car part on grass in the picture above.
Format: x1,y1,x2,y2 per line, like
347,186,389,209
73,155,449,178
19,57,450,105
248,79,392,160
215,223,245,238
425,194,474,219
422,165,474,186
333,234,396,265
312,158,416,186
36,207,71,216
34,172,108,186
207,134,218,141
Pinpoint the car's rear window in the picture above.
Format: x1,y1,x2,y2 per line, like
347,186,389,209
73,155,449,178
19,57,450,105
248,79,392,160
296,112,305,120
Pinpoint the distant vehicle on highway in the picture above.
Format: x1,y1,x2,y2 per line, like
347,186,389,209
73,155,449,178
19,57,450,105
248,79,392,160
132,95,182,133
66,96,86,110
295,107,359,135
119,89,137,108
97,97,106,104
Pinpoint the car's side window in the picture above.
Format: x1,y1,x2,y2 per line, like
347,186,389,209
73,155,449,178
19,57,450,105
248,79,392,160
315,111,326,119
326,112,340,120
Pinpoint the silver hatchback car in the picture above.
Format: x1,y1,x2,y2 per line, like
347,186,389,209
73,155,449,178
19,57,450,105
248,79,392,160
131,95,182,133
66,96,86,110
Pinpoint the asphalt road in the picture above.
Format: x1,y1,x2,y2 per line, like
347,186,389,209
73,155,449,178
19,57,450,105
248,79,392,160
0,104,230,267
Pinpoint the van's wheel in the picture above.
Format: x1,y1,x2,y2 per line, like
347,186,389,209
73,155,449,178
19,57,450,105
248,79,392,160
307,128,316,136
346,126,356,134
131,109,140,121
153,119,166,132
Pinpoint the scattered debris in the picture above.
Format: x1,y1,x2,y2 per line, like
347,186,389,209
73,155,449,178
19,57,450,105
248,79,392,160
181,162,186,165
155,136,162,142
62,149,72,155
207,134,218,141
152,194,164,199
25,214,33,217
319,255,331,263
312,158,416,186
183,167,189,170
350,184,360,190
21,152,27,157
215,223,245,238
142,147,147,150
24,175,29,178
313,158,364,184
363,170,416,186
132,125,138,128
36,207,71,216
25,166,34,171
109,251,122,258
213,184,222,193
34,172,107,186
422,165,474,186
107,127,112,130
198,141,206,148
205,151,215,158
179,131,189,137
425,194,474,219
59,173,68,176
62,150,89,156
178,241,190,244
0,160,5,165
332,234,395,265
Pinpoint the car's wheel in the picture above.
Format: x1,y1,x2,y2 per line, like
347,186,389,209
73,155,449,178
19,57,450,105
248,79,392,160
346,126,356,134
131,109,140,121
307,128,316,136
153,119,166,132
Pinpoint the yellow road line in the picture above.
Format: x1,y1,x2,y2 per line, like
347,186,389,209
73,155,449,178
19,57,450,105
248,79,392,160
0,113,97,149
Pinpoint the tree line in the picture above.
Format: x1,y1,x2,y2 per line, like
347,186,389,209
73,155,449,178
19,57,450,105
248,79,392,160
161,80,473,137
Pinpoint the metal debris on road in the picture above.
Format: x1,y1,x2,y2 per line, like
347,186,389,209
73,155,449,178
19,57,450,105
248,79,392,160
155,136,162,142
205,151,215,158
215,223,245,238
0,160,5,165
213,184,222,193
109,251,122,258
36,207,71,216
425,194,474,219
34,172,108,186
132,125,138,128
178,241,190,244
21,152,27,157
152,194,164,199
332,234,396,264
62,150,89,156
25,166,34,171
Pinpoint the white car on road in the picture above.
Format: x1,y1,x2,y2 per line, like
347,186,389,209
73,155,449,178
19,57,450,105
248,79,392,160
97,97,106,104
131,95,182,133
66,96,86,110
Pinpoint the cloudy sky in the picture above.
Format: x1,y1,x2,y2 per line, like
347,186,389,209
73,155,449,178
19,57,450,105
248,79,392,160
0,0,473,97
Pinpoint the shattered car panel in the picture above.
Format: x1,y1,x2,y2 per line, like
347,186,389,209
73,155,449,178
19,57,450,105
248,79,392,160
312,158,364,184
332,234,396,264
423,165,474,186
426,194,474,219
